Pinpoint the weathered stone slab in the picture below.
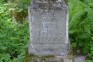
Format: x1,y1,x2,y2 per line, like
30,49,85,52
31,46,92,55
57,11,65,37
74,56,86,62
28,0,69,56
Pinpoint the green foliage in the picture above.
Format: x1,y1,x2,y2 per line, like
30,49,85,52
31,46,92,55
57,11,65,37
69,0,93,60
0,3,29,62
1,0,93,61
1,0,30,22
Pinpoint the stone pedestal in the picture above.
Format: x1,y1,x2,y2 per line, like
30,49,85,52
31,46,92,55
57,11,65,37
30,55,73,62
28,0,71,62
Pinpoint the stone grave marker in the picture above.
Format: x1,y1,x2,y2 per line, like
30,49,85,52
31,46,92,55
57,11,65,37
28,0,71,62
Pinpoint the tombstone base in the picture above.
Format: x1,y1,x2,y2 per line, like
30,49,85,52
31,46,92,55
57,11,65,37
45,56,73,62
24,53,86,62
30,55,73,62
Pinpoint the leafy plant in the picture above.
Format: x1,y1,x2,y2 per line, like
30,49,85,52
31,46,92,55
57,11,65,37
0,3,29,62
69,0,93,60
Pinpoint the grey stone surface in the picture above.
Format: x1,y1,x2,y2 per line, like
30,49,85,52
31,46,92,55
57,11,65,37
28,0,69,56
74,56,86,62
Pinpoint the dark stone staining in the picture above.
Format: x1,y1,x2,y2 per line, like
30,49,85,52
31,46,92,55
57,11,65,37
45,58,64,62
61,58,64,62
25,53,56,62
30,0,67,10
26,53,65,62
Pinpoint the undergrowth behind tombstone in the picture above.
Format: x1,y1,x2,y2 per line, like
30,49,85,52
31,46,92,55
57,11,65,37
69,0,93,61
0,1,29,62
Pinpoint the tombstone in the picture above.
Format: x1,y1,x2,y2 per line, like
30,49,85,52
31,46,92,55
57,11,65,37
28,0,72,62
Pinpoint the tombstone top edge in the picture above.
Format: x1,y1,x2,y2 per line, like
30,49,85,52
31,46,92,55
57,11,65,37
32,0,64,3
30,0,67,10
